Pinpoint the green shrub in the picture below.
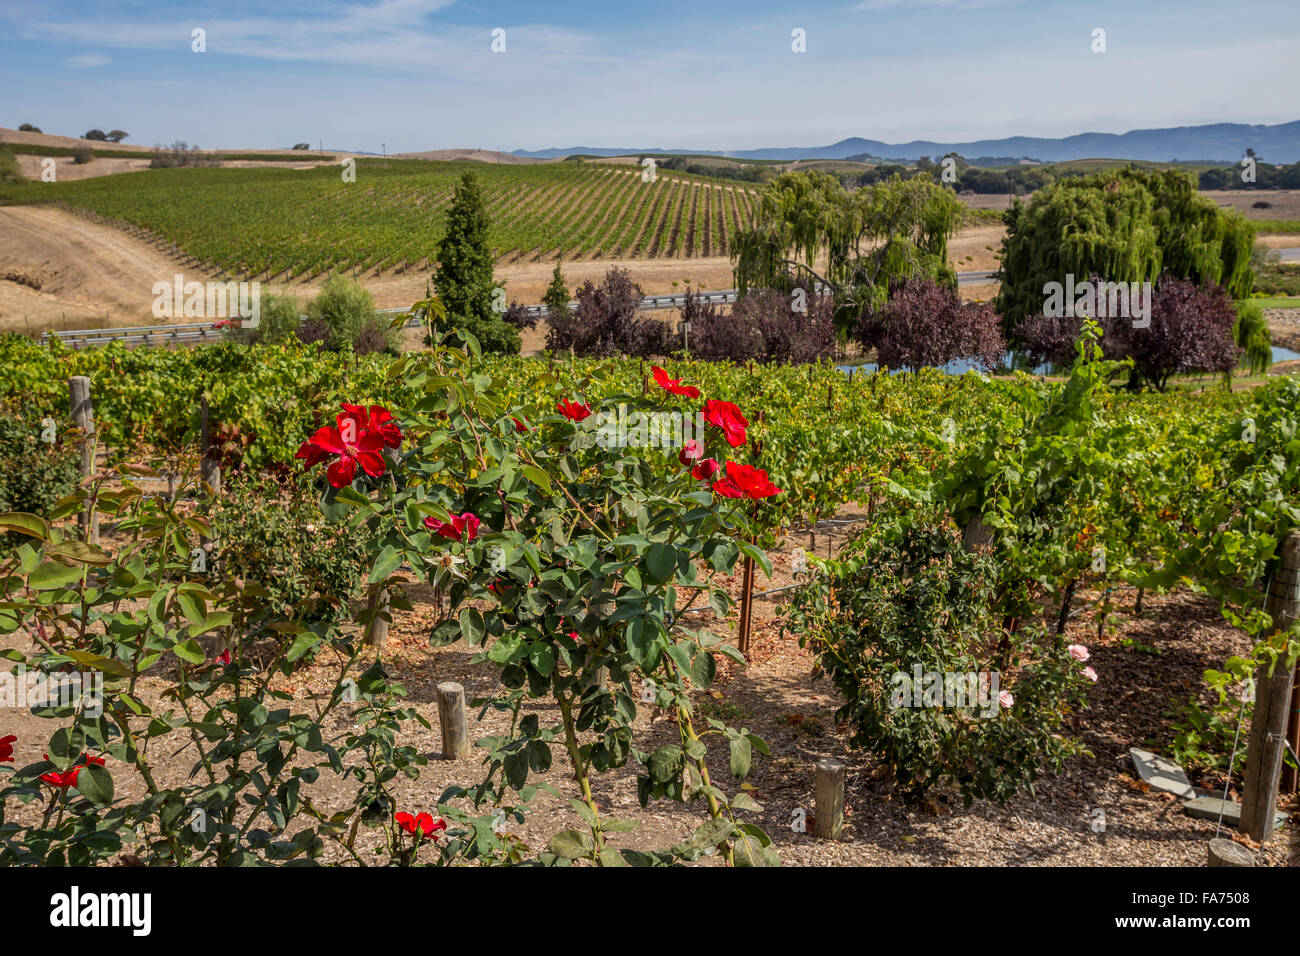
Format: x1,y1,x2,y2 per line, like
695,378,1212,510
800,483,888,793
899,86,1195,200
240,291,302,346
1233,300,1271,375
0,149,22,185
785,508,1090,806
308,274,383,352
209,474,368,627
0,405,80,545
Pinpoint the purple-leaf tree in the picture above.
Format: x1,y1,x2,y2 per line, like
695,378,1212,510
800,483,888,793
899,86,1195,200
856,279,1004,372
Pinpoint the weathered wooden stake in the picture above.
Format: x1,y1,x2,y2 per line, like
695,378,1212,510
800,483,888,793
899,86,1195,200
1207,838,1255,867
364,590,390,649
437,681,472,760
962,513,992,551
68,376,98,543
814,758,845,840
737,554,755,657
1241,531,1300,842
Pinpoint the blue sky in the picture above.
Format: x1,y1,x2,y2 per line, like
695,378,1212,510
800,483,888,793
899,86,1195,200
1,0,1297,153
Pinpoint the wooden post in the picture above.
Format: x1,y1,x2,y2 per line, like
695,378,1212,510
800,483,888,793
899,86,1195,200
68,376,98,543
1285,671,1300,793
1207,838,1255,867
737,554,755,657
814,758,845,840
364,590,390,648
962,513,992,551
437,681,471,760
1240,531,1300,842
199,393,222,497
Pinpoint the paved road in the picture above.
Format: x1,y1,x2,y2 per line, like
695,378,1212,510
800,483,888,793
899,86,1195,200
1278,247,1300,263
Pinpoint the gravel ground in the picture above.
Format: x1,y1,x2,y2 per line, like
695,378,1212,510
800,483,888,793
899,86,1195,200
3,516,1296,867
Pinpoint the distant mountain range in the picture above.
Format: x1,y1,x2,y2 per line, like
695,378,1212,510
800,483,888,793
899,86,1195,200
511,121,1300,165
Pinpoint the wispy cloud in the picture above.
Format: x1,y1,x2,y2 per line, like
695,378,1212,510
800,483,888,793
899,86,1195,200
12,1,600,72
64,52,110,68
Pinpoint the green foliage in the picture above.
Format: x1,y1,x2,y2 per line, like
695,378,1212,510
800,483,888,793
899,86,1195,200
209,474,369,627
543,261,571,320
430,171,520,354
786,509,1089,805
0,333,780,867
308,274,388,353
0,148,22,185
732,171,963,335
0,160,753,276
1232,300,1272,375
435,171,495,326
996,168,1257,338
0,405,79,546
240,291,302,346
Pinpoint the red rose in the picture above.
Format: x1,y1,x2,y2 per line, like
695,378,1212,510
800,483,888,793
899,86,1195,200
423,511,481,542
0,735,15,763
557,399,592,422
395,812,447,839
702,400,748,448
651,366,701,398
40,753,106,789
295,410,388,489
691,457,722,481
342,403,403,449
512,417,530,433
678,438,703,466
713,461,781,499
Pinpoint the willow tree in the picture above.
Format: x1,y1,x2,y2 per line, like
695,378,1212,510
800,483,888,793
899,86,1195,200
996,168,1257,340
731,171,963,335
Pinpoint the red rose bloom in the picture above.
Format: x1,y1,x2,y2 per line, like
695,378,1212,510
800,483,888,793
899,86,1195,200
342,403,403,449
651,366,701,399
0,735,15,763
691,457,722,481
713,461,781,499
40,753,106,789
678,439,703,466
424,511,481,542
557,399,592,422
512,417,530,434
702,400,749,448
395,812,447,839
295,410,388,488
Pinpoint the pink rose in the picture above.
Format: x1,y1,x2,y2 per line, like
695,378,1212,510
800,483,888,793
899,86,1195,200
1067,644,1090,662
1082,666,1098,683
998,691,1014,709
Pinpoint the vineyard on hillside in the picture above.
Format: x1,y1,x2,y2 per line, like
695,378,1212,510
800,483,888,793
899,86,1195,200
0,160,759,281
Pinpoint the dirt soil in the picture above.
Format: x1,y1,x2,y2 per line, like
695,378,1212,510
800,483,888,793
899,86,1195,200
2,510,1294,867
1203,189,1300,223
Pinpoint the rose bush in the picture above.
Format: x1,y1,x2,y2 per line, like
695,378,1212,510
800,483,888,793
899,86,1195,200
0,328,782,866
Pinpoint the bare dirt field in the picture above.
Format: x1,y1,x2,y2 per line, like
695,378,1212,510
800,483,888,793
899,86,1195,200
1,511,1293,866
949,224,1004,272
1202,189,1300,222
0,206,218,330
